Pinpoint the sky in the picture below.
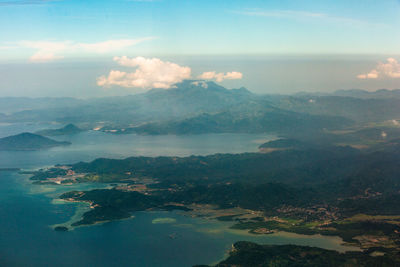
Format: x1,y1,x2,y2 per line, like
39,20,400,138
0,0,399,97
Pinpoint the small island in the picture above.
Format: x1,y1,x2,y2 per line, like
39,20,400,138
0,132,71,151
54,226,69,232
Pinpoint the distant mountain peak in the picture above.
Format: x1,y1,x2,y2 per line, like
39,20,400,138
172,80,251,94
146,80,253,95
231,86,252,95
63,124,81,131
35,124,83,136
175,80,225,90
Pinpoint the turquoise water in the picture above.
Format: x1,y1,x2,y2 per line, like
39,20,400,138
0,128,357,266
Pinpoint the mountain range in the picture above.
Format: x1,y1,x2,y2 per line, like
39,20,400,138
1,81,400,138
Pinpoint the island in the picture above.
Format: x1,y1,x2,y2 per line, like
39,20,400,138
0,132,71,151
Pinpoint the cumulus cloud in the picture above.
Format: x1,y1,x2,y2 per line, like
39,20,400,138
17,37,154,62
97,56,192,89
198,71,243,82
357,58,400,79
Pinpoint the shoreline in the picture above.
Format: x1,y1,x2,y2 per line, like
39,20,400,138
53,195,360,253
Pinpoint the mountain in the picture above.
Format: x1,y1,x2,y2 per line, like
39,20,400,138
0,133,71,151
36,124,84,136
1,83,399,134
0,81,255,126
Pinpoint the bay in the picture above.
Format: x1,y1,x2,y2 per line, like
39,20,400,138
0,126,358,267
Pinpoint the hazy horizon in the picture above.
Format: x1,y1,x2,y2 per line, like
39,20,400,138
1,54,399,98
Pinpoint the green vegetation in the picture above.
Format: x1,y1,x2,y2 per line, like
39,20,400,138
204,241,399,267
35,136,400,231
70,146,361,188
231,219,400,245
231,220,320,236
61,189,161,226
30,168,68,181
75,173,131,183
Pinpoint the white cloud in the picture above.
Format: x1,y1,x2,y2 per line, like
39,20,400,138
19,40,71,62
198,71,243,82
97,56,192,89
77,38,154,53
357,70,378,79
357,58,400,79
17,38,154,62
191,81,208,88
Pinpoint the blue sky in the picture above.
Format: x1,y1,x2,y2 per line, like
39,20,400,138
0,0,399,96
1,0,399,57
